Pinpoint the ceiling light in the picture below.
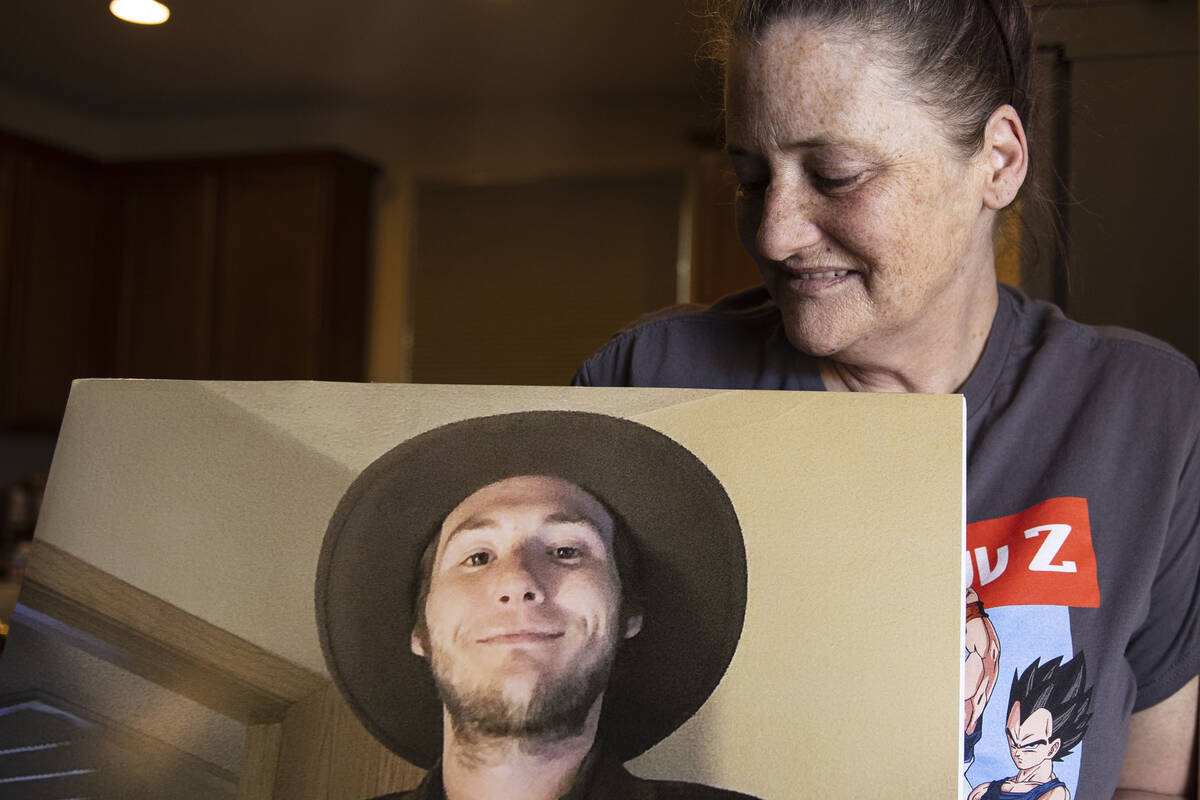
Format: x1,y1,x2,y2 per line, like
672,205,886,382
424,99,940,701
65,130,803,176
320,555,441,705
109,0,170,25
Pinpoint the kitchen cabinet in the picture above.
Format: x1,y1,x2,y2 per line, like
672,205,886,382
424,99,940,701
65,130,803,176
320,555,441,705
0,132,115,431
0,131,378,430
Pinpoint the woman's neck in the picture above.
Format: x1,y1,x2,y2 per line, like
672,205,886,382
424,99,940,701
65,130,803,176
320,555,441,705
820,277,999,395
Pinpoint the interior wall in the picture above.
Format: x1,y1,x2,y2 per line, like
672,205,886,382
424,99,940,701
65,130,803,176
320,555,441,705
1034,0,1199,359
410,174,683,386
0,87,709,381
0,85,120,156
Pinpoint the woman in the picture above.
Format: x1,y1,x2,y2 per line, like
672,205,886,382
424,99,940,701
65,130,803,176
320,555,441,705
574,1,1198,797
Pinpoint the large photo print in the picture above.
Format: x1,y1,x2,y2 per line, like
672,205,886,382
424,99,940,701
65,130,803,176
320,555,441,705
6,380,963,797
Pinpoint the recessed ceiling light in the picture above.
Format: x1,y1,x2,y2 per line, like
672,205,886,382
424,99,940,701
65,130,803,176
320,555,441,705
109,0,170,25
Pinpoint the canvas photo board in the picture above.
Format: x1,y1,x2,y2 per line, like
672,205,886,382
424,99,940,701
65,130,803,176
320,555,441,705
7,380,964,797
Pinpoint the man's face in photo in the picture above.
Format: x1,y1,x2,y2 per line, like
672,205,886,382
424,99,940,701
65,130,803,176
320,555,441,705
411,475,642,740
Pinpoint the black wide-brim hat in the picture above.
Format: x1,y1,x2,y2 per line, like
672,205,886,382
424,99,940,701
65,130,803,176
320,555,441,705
315,410,747,768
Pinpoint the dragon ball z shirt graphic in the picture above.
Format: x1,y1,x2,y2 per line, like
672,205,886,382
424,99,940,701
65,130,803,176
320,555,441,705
961,498,1098,800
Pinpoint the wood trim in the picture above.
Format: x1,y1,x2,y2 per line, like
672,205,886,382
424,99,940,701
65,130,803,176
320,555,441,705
272,682,424,800
114,149,380,177
237,723,283,800
18,540,325,724
0,127,380,175
0,144,14,403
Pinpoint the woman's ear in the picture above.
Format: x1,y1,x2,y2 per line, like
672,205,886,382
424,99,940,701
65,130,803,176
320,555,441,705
980,104,1029,211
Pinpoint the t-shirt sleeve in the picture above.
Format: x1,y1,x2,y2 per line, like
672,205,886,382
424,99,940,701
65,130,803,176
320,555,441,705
572,333,634,387
571,363,592,386
1126,395,1200,711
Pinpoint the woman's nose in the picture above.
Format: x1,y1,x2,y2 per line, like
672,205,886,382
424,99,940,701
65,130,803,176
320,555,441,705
756,183,823,261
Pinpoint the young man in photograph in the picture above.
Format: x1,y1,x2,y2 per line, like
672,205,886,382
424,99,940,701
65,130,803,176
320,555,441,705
317,411,758,800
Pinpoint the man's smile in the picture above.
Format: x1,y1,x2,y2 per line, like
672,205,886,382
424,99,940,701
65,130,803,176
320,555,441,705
477,630,565,645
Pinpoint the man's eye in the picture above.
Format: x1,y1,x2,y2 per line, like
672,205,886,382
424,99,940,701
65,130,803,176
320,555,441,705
463,552,490,566
553,546,581,560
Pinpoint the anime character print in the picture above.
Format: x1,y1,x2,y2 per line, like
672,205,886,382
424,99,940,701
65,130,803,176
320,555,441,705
962,497,1100,798
968,655,1093,800
963,586,1001,781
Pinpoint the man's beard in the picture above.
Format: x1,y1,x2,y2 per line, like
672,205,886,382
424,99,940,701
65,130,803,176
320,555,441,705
429,637,617,746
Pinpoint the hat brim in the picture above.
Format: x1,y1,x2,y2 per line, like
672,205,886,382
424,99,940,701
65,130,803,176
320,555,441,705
315,410,747,768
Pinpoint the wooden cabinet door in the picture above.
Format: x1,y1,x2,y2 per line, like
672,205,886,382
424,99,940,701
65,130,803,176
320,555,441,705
0,131,377,430
116,155,374,383
212,157,372,381
0,138,112,430
115,168,219,379
213,164,329,380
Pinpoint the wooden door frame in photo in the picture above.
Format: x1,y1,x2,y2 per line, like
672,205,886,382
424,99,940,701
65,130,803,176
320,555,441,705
15,539,424,800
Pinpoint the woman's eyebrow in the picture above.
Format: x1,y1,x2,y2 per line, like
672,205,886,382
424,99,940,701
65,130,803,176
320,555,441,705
778,136,834,150
726,137,874,157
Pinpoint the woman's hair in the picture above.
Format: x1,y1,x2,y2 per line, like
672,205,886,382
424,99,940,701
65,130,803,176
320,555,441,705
712,0,1034,158
712,0,1071,299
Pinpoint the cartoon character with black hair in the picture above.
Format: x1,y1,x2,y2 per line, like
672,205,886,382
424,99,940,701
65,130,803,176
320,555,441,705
969,654,1093,800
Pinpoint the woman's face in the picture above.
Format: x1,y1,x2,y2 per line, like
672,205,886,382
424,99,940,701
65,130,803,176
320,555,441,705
725,20,997,361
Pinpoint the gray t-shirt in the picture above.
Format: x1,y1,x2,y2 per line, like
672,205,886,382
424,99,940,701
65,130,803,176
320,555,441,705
574,283,1200,798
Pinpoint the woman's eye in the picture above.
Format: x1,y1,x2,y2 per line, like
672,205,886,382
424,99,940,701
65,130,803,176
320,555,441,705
553,546,581,560
463,552,490,567
812,173,863,193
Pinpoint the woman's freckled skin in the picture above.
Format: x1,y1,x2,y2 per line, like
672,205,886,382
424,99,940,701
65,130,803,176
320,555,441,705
725,20,1007,393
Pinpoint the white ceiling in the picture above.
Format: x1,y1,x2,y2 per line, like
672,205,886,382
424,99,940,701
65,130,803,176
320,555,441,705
0,0,717,116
